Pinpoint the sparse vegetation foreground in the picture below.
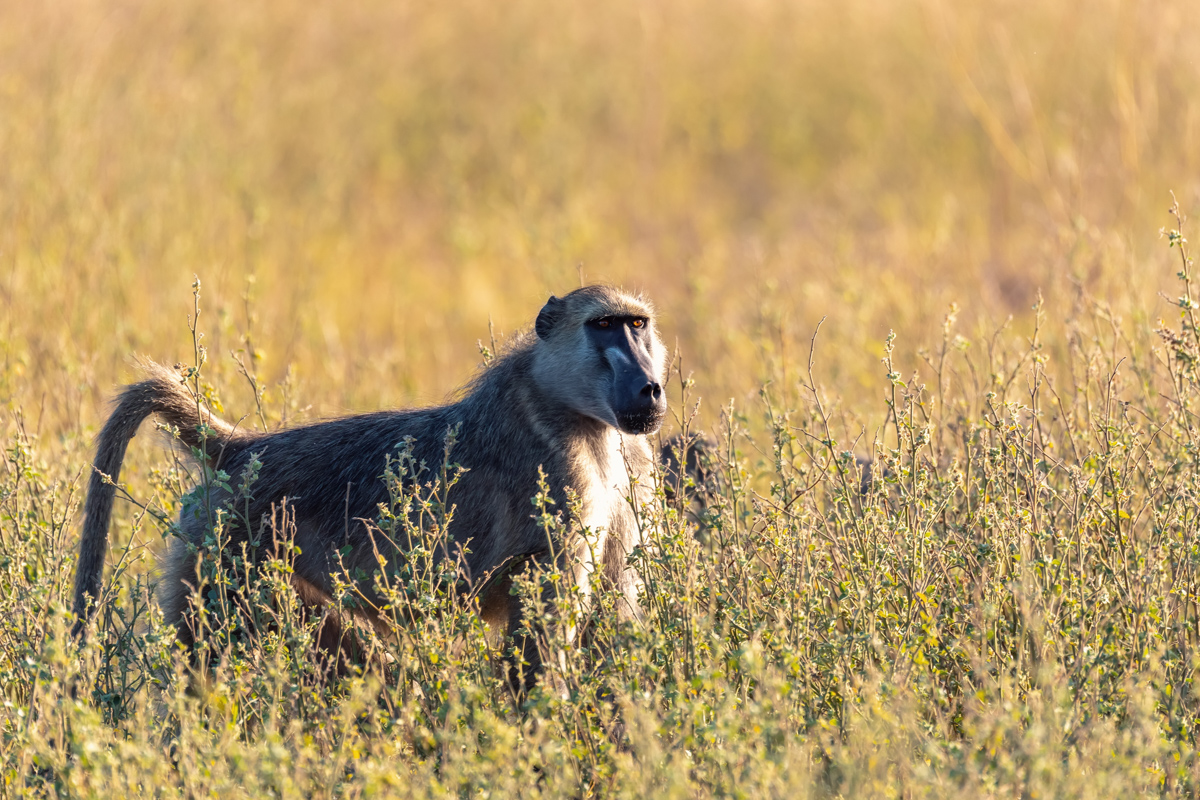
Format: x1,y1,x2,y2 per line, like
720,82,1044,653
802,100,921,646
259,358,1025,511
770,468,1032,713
4,0,1200,796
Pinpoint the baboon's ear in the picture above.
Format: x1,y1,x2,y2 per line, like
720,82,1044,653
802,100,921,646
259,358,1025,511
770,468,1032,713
535,296,563,340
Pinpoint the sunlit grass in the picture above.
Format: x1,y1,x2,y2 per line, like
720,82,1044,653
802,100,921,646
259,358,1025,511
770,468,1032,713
3,0,1200,795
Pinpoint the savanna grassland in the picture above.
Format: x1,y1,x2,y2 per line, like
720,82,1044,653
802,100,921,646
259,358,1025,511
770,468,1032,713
4,0,1200,796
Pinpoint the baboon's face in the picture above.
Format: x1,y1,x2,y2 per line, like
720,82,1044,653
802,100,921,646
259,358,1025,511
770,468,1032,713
583,313,666,435
533,287,668,436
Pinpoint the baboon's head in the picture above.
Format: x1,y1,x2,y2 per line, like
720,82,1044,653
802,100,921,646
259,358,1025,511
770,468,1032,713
532,286,668,435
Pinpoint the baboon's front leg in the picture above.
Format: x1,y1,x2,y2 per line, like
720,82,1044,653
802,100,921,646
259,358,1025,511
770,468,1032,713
502,530,605,700
504,585,544,700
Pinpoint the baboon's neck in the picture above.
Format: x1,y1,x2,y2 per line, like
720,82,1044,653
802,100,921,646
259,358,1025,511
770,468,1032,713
459,340,614,456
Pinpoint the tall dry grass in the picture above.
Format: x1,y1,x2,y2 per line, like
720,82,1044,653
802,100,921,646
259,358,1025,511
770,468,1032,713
3,0,1200,796
2,0,1196,421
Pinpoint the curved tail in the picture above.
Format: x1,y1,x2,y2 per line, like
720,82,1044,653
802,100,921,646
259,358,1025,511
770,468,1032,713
72,361,260,634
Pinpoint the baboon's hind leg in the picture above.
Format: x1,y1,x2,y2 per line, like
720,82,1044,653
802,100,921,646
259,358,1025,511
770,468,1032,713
158,538,201,650
293,577,372,677
159,539,366,676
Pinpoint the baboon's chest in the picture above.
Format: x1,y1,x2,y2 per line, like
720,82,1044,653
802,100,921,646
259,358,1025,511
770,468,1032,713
569,434,636,538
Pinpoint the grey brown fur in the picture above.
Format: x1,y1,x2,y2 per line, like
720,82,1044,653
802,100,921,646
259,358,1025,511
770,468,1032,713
72,286,668,684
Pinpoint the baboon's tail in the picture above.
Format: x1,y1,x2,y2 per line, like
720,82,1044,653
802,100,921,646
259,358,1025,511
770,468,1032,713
71,361,260,635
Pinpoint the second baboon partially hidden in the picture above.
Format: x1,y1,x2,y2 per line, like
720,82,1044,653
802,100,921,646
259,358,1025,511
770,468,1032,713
73,285,668,683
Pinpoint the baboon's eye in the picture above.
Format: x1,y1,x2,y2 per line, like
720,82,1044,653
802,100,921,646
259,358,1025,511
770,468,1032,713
631,318,645,329
598,318,611,329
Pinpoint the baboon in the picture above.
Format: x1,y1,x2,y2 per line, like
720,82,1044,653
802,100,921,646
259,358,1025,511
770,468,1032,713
659,433,720,507
72,285,668,686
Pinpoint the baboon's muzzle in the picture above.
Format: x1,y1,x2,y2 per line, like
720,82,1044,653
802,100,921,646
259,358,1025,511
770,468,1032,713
614,372,666,435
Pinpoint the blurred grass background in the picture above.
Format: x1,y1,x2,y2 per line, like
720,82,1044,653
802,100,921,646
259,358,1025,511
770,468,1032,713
7,3,1200,794
1,0,1197,433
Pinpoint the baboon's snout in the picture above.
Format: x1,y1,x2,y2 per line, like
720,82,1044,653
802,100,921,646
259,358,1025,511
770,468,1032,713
615,371,666,435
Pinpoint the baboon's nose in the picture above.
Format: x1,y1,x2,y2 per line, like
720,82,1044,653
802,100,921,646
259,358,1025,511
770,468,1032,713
618,379,667,433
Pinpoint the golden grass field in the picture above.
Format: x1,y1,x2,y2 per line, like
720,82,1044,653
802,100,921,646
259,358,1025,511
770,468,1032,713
3,0,1200,796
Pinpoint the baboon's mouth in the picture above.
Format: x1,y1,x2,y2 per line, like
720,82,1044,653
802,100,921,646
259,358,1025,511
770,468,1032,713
617,409,665,436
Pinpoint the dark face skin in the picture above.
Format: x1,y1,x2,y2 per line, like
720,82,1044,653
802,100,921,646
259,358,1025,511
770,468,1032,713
587,315,666,435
